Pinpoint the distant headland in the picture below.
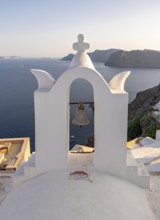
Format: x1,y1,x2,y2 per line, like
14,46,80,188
0,56,21,59
62,49,160,69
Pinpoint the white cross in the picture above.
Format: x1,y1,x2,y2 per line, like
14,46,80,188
73,34,90,52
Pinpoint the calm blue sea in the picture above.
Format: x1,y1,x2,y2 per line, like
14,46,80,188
0,58,160,151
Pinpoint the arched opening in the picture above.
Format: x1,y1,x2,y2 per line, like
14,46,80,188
68,78,94,170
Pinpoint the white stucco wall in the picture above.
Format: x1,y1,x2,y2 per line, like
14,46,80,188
33,66,128,178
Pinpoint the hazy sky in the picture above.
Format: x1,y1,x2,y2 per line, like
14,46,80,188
0,0,160,57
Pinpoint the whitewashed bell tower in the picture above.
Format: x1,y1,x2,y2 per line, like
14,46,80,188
31,34,130,178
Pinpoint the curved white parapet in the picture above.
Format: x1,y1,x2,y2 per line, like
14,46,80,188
69,52,95,69
31,69,55,90
109,71,131,91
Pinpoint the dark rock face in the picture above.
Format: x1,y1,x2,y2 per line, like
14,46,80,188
128,85,160,122
61,49,120,63
106,50,160,68
128,85,160,140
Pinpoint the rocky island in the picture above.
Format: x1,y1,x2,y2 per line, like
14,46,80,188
62,48,160,69
105,49,160,68
61,49,119,63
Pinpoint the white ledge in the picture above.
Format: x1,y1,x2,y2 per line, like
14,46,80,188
31,69,55,90
109,71,131,91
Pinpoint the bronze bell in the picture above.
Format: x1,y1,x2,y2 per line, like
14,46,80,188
72,102,90,126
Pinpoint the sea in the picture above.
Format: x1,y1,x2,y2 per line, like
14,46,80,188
0,58,160,151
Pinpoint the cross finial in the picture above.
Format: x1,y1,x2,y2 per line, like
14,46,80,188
73,34,90,52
